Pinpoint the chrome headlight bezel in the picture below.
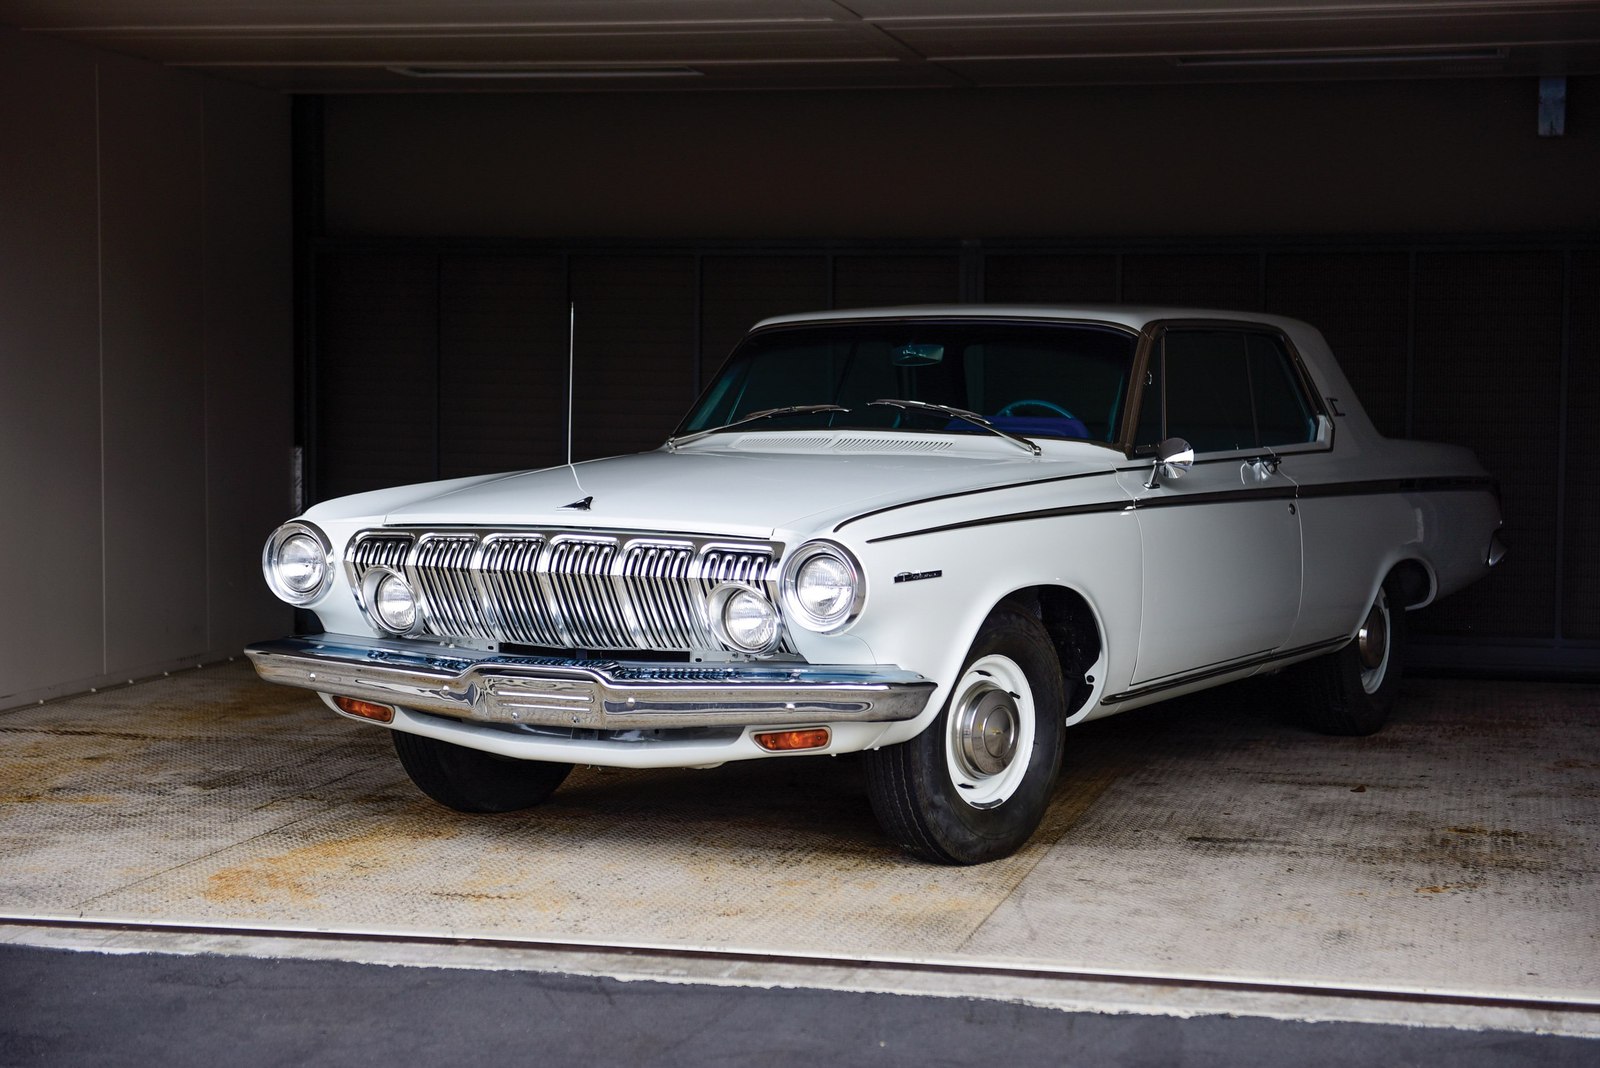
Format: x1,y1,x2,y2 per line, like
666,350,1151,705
262,521,333,606
707,581,784,655
360,565,425,637
779,541,864,634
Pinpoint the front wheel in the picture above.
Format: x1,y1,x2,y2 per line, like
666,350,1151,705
392,730,572,812
865,608,1067,864
1292,581,1406,736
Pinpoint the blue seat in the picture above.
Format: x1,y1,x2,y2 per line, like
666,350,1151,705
986,414,1092,440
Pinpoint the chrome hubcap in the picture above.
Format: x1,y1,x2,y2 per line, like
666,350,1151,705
1357,590,1391,694
945,654,1035,809
1358,603,1388,671
956,688,1019,778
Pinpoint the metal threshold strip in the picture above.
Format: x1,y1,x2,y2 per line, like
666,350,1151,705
6,915,1598,1020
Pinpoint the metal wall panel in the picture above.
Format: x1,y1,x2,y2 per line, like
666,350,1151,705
833,255,960,309
202,77,295,653
314,254,440,499
699,256,829,390
1264,252,1411,438
982,255,1118,306
1565,253,1598,642
569,256,697,462
99,52,210,675
1411,251,1565,639
1122,252,1261,310
439,255,569,478
0,30,103,699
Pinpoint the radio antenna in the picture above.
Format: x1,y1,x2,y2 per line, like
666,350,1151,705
565,301,576,468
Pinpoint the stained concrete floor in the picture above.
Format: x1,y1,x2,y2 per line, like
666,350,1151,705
1,662,1596,1036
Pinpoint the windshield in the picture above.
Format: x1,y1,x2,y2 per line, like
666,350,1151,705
677,319,1138,444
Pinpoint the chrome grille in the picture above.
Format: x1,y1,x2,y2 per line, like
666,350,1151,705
348,533,412,607
346,528,779,653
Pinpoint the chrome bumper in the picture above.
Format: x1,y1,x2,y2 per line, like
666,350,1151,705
244,634,935,731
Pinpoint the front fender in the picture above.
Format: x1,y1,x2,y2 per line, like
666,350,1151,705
809,506,1142,746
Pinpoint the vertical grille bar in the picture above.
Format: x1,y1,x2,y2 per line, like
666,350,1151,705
412,534,492,639
481,535,560,646
347,533,415,605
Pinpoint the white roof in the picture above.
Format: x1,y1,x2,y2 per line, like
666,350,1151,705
753,304,1317,335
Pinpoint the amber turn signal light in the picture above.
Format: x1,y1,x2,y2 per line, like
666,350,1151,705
333,696,395,723
753,727,831,752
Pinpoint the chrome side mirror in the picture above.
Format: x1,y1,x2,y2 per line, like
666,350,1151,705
1145,437,1194,489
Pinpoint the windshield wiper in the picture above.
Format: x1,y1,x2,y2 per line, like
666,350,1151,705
666,404,850,451
868,399,1041,456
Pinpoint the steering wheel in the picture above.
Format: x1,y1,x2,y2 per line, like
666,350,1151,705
996,398,1076,419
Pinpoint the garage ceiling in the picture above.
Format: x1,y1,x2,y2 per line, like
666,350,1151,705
2,0,1598,92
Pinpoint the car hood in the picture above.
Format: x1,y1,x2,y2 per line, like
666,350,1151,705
371,444,1110,539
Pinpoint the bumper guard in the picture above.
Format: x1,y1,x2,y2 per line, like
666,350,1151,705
244,634,935,731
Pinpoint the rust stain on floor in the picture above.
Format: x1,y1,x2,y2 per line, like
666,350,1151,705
204,819,462,906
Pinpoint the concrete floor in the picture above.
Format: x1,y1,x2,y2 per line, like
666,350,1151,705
1,662,1597,1037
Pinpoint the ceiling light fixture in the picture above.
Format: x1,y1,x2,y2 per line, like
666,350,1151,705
388,64,704,80
1175,47,1508,69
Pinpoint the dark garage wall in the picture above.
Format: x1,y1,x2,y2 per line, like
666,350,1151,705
0,27,294,709
308,78,1596,674
321,79,1600,240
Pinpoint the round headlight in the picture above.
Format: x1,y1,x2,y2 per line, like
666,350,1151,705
278,535,325,594
361,567,419,635
781,542,863,633
709,583,782,654
262,522,332,605
795,554,855,619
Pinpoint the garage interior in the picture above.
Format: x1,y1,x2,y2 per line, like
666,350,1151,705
2,0,1598,1050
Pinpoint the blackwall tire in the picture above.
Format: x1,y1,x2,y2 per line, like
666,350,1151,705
1293,581,1406,737
865,607,1067,865
392,730,572,813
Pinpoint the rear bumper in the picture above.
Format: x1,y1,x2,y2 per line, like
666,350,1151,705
244,634,935,731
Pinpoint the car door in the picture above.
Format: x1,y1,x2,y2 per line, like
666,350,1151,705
1117,325,1314,688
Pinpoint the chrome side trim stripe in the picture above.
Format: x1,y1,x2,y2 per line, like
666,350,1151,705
1100,636,1349,706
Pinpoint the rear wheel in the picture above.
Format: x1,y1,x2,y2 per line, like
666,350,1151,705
1292,581,1406,736
392,730,571,812
866,608,1067,864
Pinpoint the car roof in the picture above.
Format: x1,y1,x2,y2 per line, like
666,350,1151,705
752,304,1317,335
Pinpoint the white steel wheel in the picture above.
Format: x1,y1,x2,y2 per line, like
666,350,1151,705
944,654,1036,809
1291,577,1407,737
865,607,1068,865
1356,587,1393,696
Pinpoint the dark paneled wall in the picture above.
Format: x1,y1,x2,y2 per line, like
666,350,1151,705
0,28,293,709
321,81,1600,241
311,240,1593,668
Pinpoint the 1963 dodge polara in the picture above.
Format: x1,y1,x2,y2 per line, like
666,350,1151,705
248,305,1504,863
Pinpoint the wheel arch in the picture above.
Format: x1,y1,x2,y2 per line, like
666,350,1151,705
994,584,1105,720
1386,556,1436,611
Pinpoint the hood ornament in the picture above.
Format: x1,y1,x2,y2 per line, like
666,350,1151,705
563,496,594,511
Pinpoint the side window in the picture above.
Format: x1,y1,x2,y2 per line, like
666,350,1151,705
1164,331,1256,452
1247,334,1317,446
1137,329,1318,453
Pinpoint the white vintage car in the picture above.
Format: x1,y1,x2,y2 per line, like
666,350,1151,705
248,306,1504,863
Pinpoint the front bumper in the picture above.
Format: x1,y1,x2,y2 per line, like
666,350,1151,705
244,634,935,731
